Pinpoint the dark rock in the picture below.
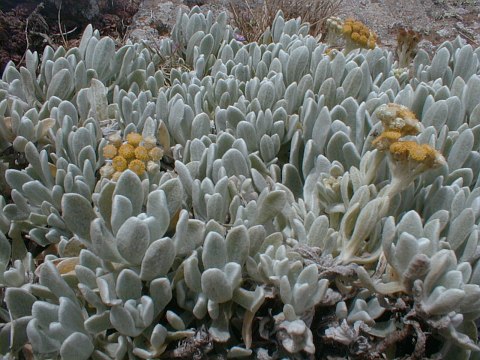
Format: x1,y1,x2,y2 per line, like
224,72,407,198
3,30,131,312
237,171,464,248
184,0,206,8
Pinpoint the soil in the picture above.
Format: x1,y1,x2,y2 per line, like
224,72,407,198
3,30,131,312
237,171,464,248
1,0,479,76
336,0,480,53
127,0,480,54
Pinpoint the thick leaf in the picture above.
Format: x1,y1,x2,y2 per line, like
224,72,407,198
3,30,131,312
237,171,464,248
110,305,140,337
202,231,226,269
447,129,473,171
113,170,144,215
46,68,73,100
58,297,85,334
116,217,150,265
286,46,309,84
201,268,232,303
62,193,96,243
149,278,172,316
60,332,93,360
39,261,76,301
256,190,286,225
5,288,36,319
116,269,142,300
140,238,175,281
226,225,249,266
90,218,124,262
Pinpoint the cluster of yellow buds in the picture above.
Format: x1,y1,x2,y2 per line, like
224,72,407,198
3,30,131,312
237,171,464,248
324,17,377,56
343,18,377,52
388,141,443,168
100,132,164,181
396,28,421,69
372,103,445,196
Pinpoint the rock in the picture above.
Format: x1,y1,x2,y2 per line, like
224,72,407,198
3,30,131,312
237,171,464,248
184,0,206,7
436,28,451,37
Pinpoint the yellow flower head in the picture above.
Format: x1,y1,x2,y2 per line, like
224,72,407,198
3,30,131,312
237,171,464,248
149,147,164,162
359,35,368,46
135,146,149,161
372,130,402,150
118,143,135,160
126,132,143,147
103,144,118,159
343,24,352,35
112,156,128,172
389,141,444,168
128,159,146,176
352,23,361,33
389,141,418,161
342,18,377,50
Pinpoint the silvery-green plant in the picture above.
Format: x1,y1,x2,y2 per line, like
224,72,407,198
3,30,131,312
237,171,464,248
1,5,480,359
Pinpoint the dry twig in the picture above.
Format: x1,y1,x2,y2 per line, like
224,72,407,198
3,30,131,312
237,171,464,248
57,1,67,48
229,0,344,42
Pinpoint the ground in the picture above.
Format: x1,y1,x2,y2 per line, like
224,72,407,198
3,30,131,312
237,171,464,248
1,0,479,75
1,0,479,76
337,0,480,53
127,0,480,54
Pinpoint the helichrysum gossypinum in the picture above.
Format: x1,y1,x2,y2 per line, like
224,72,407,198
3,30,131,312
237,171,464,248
102,144,118,159
128,159,146,176
389,141,442,168
342,18,377,50
134,146,150,161
118,143,136,160
112,156,128,172
100,132,164,180
372,104,445,196
126,132,143,147
325,17,378,55
371,130,402,150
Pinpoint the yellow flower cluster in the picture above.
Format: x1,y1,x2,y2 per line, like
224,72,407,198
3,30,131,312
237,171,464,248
100,132,164,180
372,103,445,170
324,17,378,56
370,104,446,197
343,18,377,50
371,130,402,150
389,141,441,168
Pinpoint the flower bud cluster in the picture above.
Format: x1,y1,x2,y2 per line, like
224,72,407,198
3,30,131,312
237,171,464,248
325,17,377,55
100,132,164,180
372,104,445,196
342,18,377,50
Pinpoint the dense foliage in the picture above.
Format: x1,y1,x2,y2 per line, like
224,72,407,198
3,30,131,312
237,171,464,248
1,7,480,359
